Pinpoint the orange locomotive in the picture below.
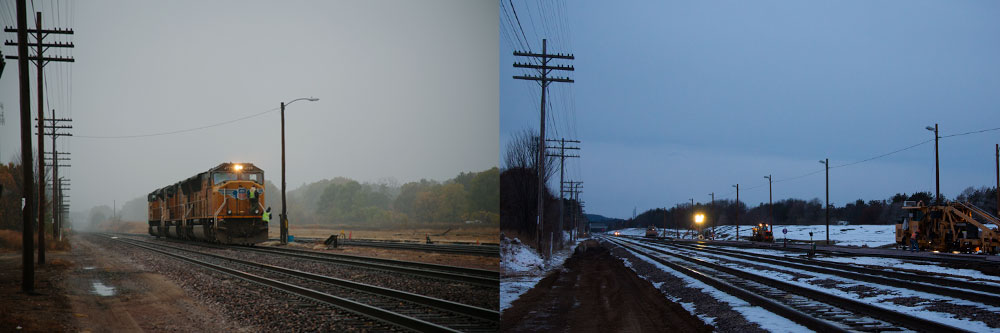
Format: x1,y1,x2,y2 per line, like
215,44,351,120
147,162,268,244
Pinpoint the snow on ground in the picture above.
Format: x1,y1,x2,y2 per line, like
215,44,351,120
500,234,587,311
710,245,1000,284
614,242,808,332
624,238,1000,331
610,224,897,247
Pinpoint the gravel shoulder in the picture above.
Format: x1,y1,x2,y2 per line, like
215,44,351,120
66,236,243,332
0,236,239,332
501,240,712,332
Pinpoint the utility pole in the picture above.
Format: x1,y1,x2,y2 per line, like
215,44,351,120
732,184,739,241
546,138,579,247
926,124,940,204
765,175,773,232
562,181,582,241
5,12,75,266
820,159,830,245
39,110,71,240
709,192,714,240
996,144,999,217
11,0,34,293
513,39,574,256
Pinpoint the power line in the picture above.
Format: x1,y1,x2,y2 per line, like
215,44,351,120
75,106,280,139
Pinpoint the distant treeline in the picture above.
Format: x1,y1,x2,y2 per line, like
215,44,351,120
101,168,500,228
611,187,999,230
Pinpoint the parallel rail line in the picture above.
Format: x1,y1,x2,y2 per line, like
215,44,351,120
662,240,1000,306
102,234,499,332
603,236,967,333
120,233,499,288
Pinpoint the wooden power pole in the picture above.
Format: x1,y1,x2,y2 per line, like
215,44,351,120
512,39,574,256
10,0,34,292
4,11,75,265
546,138,579,247
40,111,72,240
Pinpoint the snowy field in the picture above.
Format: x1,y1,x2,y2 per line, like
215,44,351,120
610,224,897,247
500,232,584,311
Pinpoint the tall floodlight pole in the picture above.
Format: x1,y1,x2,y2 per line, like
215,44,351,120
764,175,773,232
926,124,940,204
279,97,319,245
732,184,739,241
819,159,829,245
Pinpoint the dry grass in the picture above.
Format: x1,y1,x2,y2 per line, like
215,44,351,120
91,220,148,234
0,229,71,251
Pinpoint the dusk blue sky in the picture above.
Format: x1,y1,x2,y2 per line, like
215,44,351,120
501,0,1000,219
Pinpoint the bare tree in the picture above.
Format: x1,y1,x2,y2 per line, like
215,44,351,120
503,128,557,184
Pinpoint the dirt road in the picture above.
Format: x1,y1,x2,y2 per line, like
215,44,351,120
501,240,712,332
0,235,241,332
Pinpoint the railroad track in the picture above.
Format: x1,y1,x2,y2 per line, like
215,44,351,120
602,235,968,333
671,236,1000,266
118,233,499,288
659,240,1000,306
238,244,499,287
338,239,500,257
100,234,499,332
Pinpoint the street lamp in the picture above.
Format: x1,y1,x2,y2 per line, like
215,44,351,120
764,175,773,232
819,159,829,245
926,124,940,205
280,97,319,245
732,184,739,241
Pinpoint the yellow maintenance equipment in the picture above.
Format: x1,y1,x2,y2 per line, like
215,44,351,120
896,200,1000,254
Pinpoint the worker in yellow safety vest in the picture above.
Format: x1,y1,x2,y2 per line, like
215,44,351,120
262,207,271,223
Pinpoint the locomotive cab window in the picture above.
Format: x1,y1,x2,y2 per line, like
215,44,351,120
245,172,262,184
213,172,238,184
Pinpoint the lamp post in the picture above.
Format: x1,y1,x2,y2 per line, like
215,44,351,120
926,124,940,204
280,97,319,245
764,175,773,232
732,184,739,241
819,159,829,245
708,192,714,240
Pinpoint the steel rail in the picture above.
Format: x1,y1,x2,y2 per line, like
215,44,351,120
114,235,499,323
100,234,457,332
602,236,846,332
121,233,499,288
607,236,968,333
239,245,499,287
666,241,1000,305
339,239,500,257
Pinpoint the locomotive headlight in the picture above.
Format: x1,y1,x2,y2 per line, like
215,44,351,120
233,164,244,172
227,209,232,215
254,209,259,214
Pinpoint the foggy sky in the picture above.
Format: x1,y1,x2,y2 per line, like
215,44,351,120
501,0,1000,218
0,1,498,212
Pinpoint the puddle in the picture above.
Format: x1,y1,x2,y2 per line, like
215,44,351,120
91,281,116,296
83,266,95,270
